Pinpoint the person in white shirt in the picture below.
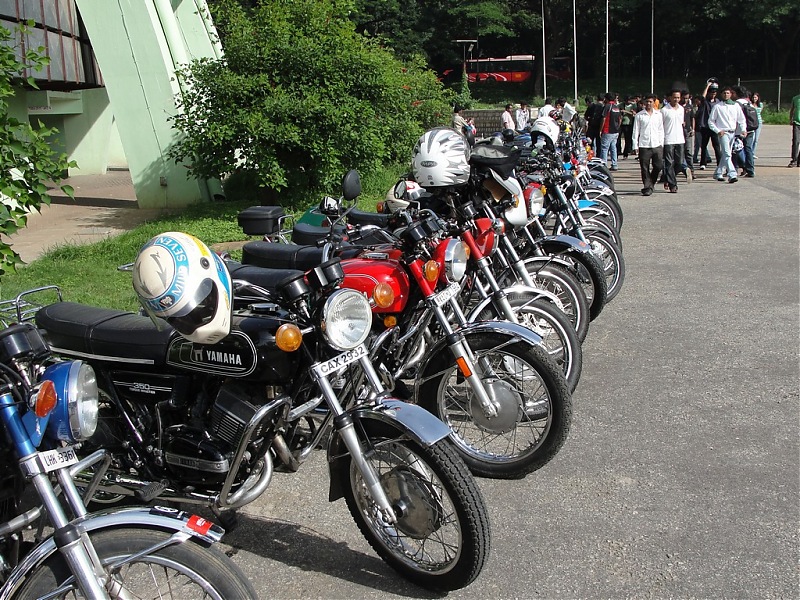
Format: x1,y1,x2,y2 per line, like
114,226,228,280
631,94,665,196
557,97,577,123
661,88,687,193
708,86,746,183
515,102,531,131
538,98,554,118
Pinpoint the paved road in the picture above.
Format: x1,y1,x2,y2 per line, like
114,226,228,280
215,125,798,598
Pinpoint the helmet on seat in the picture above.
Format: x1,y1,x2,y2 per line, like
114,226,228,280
411,128,471,189
133,232,232,345
530,116,560,152
501,128,516,142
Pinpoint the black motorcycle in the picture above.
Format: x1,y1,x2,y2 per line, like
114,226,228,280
33,248,490,591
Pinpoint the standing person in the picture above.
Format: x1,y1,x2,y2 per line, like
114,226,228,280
681,90,696,178
538,97,554,118
452,105,469,135
584,94,604,151
750,91,764,159
707,86,746,183
790,92,800,167
661,88,686,193
695,79,721,170
631,94,665,196
598,92,622,171
501,104,515,131
558,96,577,123
619,95,638,158
732,85,756,177
515,101,531,131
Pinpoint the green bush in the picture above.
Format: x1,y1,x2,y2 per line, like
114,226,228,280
169,0,450,210
0,22,75,277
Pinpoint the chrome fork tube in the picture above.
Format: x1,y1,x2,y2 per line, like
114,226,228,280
433,304,498,418
21,457,110,599
310,364,396,524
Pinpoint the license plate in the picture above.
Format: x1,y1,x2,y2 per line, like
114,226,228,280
39,446,78,473
431,282,461,308
314,344,367,376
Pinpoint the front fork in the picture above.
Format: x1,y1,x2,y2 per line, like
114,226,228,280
310,355,397,524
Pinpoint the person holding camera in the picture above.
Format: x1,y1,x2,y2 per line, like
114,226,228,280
695,78,721,171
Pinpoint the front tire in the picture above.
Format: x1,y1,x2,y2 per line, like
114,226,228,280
419,332,572,479
342,436,490,592
14,528,257,599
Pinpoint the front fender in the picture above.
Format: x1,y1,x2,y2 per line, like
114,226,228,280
465,284,563,322
415,319,543,396
538,234,593,256
0,506,223,600
326,399,451,501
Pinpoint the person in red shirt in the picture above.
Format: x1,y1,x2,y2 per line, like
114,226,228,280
598,92,623,171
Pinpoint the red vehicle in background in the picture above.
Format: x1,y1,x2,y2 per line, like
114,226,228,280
441,55,535,83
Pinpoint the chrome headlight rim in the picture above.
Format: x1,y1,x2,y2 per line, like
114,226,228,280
528,188,545,216
442,239,468,283
320,288,372,351
66,360,99,441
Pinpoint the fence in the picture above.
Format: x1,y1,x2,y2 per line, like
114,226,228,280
736,77,800,110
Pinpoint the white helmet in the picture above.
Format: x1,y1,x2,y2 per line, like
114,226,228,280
530,116,560,151
133,232,233,345
411,127,470,189
384,180,426,213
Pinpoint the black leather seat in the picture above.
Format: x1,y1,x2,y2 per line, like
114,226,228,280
36,303,173,365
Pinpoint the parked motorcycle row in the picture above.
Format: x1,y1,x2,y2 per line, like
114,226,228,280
0,113,624,596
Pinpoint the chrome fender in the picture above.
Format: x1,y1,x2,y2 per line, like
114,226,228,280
0,506,223,600
414,319,544,400
465,284,563,322
327,399,451,501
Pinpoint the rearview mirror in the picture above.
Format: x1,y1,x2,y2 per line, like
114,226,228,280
393,180,407,199
341,170,361,201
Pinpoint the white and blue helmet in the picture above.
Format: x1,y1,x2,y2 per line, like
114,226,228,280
133,232,232,345
412,127,471,189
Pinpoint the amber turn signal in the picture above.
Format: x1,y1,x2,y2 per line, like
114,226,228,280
372,282,395,308
383,315,397,328
424,260,440,282
34,379,58,418
275,323,303,352
376,201,385,213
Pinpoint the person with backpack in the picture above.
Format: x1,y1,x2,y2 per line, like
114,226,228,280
598,92,623,171
733,85,758,178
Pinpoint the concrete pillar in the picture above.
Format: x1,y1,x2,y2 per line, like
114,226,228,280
74,0,221,208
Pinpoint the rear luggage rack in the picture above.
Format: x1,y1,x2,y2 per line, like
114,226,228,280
0,285,62,326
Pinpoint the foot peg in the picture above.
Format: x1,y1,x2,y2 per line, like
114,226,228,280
134,479,168,502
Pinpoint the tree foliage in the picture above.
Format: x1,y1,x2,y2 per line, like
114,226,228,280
0,22,74,277
171,0,450,208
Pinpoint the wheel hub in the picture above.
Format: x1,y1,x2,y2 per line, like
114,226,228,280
469,377,521,434
381,467,444,539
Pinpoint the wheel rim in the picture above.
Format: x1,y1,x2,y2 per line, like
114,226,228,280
435,347,552,464
351,441,462,574
515,307,573,381
589,236,621,294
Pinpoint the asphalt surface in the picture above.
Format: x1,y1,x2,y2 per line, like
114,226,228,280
215,126,799,598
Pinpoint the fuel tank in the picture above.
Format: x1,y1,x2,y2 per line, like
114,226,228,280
341,255,410,313
165,309,299,382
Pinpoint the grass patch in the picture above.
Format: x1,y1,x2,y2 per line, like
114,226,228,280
0,165,409,311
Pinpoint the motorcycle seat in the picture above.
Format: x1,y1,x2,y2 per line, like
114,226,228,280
36,302,173,365
242,241,325,270
241,242,362,271
225,260,303,291
347,209,390,228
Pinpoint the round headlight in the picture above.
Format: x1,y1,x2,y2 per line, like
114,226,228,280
43,360,99,443
320,289,372,351
442,239,469,283
528,188,545,216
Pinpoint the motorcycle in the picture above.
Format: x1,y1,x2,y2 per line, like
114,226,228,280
34,233,490,592
0,289,256,599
